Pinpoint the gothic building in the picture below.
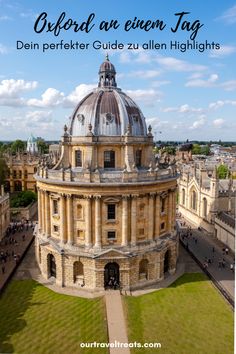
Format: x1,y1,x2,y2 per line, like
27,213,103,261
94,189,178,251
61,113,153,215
0,186,10,241
35,57,178,291
178,162,235,237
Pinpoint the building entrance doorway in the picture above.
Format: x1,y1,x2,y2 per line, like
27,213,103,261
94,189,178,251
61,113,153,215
48,254,56,278
104,262,119,289
164,250,170,274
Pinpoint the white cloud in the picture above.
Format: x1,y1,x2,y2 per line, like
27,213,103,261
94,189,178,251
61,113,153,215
218,5,236,24
209,100,236,110
188,73,204,80
155,56,206,72
126,89,161,106
151,80,170,88
0,15,11,21
127,70,161,79
0,79,37,97
210,45,236,58
221,80,236,91
0,110,58,139
27,88,64,107
185,74,219,88
64,84,95,107
213,118,225,128
0,79,37,106
26,110,55,129
189,117,205,130
0,44,8,54
162,104,203,114
118,50,206,73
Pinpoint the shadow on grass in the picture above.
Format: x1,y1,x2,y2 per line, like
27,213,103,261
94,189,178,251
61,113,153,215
169,272,207,288
0,280,41,353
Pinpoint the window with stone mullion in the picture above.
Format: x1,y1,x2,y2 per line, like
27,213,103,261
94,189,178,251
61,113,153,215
107,204,116,220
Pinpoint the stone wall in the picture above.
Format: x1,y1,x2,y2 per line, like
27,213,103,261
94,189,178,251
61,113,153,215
11,201,37,221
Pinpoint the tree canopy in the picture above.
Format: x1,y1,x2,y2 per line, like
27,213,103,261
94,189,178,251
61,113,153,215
10,140,26,154
10,191,37,208
217,164,230,179
191,144,210,155
0,158,8,186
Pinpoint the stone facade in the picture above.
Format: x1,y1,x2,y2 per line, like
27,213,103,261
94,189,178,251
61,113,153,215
214,212,235,252
0,185,10,241
5,152,39,193
35,57,178,291
178,161,236,235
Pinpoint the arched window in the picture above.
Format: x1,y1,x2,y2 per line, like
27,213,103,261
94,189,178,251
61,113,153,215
203,198,207,218
191,190,197,211
14,181,22,192
73,261,84,283
182,189,185,205
47,254,56,278
161,197,166,213
77,204,83,219
139,259,149,280
135,150,142,167
75,150,82,167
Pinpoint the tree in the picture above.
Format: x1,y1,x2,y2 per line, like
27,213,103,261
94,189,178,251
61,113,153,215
163,146,176,155
217,164,229,179
0,158,8,186
201,145,210,155
10,191,37,208
11,140,26,153
191,144,201,155
37,140,49,154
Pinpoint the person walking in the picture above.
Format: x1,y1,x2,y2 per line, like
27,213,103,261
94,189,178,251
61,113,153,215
1,264,5,274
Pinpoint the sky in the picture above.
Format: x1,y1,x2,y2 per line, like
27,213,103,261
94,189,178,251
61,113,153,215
0,0,236,141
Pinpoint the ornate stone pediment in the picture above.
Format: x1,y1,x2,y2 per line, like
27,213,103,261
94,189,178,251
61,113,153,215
103,197,120,204
94,248,130,259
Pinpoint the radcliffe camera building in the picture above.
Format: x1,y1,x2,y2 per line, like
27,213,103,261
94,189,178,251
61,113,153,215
35,56,178,291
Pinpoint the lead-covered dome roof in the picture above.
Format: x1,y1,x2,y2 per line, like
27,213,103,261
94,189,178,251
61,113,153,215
69,56,147,137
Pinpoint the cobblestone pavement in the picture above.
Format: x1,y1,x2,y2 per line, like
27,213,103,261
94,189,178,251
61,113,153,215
0,223,35,292
178,217,235,300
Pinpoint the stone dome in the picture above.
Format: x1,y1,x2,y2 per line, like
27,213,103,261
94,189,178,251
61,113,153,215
69,56,147,137
99,54,116,74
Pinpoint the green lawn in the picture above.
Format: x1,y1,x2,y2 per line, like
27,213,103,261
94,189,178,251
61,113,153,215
124,273,234,354
0,280,108,354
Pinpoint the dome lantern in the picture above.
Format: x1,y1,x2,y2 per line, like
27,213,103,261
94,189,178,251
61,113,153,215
98,54,117,88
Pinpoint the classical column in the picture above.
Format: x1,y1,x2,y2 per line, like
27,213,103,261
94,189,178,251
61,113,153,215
122,195,129,246
45,191,51,237
95,196,101,248
148,193,155,241
67,194,74,244
41,190,45,234
155,194,161,238
168,191,172,232
172,189,176,230
131,194,138,246
85,196,92,248
60,194,67,244
37,188,42,231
